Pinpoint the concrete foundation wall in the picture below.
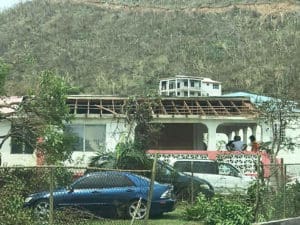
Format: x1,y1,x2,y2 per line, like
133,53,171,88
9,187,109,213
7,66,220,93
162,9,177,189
254,217,300,225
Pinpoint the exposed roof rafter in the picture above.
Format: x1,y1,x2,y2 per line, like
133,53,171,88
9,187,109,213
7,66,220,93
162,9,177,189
66,96,258,117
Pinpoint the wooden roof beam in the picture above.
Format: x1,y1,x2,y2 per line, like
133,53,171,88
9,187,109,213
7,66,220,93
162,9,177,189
96,105,118,116
195,101,205,115
230,101,241,114
171,101,180,114
207,100,218,115
183,101,192,114
159,99,167,114
218,100,230,115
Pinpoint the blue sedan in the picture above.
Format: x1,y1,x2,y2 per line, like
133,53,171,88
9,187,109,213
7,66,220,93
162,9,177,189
24,171,176,220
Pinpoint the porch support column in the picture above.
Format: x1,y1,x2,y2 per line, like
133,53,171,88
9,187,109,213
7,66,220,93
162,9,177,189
226,132,233,142
205,121,219,151
193,124,201,149
235,129,240,137
242,127,248,144
251,125,257,137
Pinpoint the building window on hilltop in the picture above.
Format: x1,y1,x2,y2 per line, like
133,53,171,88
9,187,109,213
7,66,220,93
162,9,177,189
213,84,219,89
161,81,167,90
190,81,195,87
169,81,175,89
184,80,188,87
67,124,106,152
177,83,180,88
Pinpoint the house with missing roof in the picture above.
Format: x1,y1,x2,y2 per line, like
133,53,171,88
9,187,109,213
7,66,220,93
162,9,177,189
0,77,299,176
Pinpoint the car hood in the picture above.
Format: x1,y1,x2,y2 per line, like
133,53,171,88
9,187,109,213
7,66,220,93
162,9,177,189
27,187,67,198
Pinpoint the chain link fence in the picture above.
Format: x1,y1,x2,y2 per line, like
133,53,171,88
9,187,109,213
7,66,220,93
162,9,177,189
1,161,300,224
250,162,300,222
0,164,173,225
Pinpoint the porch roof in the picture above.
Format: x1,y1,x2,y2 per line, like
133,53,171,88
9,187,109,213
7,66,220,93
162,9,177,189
66,95,259,117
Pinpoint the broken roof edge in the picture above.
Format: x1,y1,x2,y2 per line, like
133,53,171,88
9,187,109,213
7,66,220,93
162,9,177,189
66,95,250,101
0,96,24,115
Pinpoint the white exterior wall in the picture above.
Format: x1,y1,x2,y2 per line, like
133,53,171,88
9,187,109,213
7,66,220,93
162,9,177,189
0,120,36,166
65,118,131,167
277,118,300,164
0,117,131,167
159,76,221,97
201,82,222,96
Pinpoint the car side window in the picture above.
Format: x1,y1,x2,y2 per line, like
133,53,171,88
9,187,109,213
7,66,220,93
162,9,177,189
174,161,218,174
106,174,135,188
73,174,105,189
73,173,134,189
219,163,239,177
159,165,172,176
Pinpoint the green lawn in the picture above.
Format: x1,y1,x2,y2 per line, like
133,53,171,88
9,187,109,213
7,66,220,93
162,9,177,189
87,204,203,225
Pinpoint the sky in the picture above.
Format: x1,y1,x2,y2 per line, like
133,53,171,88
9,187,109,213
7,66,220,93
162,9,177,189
0,0,26,11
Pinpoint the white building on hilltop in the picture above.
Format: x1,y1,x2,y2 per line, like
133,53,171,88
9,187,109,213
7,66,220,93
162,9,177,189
159,75,222,97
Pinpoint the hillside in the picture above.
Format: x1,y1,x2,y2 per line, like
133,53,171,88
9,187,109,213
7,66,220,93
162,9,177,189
0,0,299,100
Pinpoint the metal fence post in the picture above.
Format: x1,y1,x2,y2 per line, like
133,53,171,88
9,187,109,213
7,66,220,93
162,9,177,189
145,153,157,224
283,164,287,218
191,161,194,205
254,155,261,222
49,166,54,225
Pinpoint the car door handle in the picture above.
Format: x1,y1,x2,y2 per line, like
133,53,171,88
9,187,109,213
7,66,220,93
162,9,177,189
126,189,134,192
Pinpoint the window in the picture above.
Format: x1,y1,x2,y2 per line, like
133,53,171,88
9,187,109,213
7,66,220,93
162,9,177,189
219,163,239,177
184,91,188,97
177,83,180,88
190,81,195,87
11,125,35,154
213,84,219,89
161,81,167,90
73,174,105,189
190,91,195,96
184,80,188,87
169,81,175,89
174,161,219,174
67,124,106,152
73,173,134,189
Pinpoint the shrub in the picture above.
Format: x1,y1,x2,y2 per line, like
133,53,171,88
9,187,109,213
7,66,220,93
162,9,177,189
0,176,37,225
183,194,254,225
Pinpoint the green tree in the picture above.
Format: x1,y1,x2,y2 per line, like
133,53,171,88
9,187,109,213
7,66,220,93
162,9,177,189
258,76,298,160
89,96,162,170
0,59,9,95
0,70,74,164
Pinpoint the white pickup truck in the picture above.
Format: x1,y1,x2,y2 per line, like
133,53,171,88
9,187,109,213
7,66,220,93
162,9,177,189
170,159,256,195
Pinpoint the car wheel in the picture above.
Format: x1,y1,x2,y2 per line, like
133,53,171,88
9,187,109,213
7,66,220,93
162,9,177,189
127,199,147,220
34,200,50,220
